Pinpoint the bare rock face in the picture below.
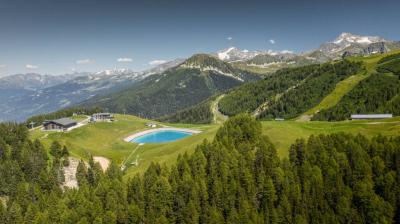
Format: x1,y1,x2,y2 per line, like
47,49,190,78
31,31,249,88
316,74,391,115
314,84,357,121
362,42,389,54
62,157,80,189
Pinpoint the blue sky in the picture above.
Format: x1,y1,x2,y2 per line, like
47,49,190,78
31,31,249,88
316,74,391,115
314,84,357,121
0,0,399,76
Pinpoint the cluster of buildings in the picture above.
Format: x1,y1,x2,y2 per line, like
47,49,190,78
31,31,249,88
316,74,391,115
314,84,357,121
40,112,394,132
42,113,113,131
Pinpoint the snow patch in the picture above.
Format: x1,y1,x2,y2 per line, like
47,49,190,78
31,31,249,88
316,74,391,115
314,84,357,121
180,64,243,82
217,47,236,60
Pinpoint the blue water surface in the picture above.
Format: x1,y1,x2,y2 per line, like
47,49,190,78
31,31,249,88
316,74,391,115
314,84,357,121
131,130,193,143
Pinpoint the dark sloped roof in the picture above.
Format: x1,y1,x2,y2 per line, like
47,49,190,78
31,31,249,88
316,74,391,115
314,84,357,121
51,118,77,126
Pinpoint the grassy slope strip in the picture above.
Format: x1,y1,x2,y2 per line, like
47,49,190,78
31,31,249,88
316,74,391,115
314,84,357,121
313,53,400,121
300,53,384,119
219,60,362,119
84,54,260,119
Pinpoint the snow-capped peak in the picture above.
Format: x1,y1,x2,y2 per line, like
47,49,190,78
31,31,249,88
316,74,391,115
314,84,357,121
333,32,387,45
216,47,260,61
217,47,238,60
94,68,132,76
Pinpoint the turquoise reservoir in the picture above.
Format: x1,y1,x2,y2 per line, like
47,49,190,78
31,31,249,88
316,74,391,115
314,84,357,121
130,130,193,143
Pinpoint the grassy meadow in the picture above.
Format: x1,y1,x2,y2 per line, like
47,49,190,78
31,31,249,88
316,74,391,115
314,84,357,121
30,113,400,178
262,117,400,157
30,114,219,177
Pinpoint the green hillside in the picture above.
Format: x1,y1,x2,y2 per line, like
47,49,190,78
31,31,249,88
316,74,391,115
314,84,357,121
84,54,260,119
158,97,215,124
30,114,219,175
313,52,400,121
30,114,400,177
300,52,384,119
219,60,362,118
376,52,400,75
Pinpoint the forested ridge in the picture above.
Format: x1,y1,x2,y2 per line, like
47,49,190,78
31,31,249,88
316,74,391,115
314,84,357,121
313,73,400,121
219,60,363,118
158,97,214,124
1,115,400,223
83,54,260,120
314,54,400,121
259,60,362,119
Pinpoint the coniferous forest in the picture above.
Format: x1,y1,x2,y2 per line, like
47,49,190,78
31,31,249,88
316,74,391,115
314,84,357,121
0,115,399,223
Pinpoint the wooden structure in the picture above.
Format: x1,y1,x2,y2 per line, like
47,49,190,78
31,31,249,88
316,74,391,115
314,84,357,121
43,118,77,131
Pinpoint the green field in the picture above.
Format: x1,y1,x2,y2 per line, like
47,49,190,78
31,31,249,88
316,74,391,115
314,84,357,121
30,114,400,178
262,118,400,157
30,114,219,176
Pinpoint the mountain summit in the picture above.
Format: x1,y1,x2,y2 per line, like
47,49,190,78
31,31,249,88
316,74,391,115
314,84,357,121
333,32,387,46
216,47,261,61
315,32,399,58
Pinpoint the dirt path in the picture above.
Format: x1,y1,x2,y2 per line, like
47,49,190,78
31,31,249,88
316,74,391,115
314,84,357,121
93,156,110,171
121,144,142,171
211,94,228,124
252,82,302,118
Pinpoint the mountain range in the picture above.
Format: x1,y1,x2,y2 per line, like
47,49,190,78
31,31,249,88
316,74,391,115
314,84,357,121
1,32,399,122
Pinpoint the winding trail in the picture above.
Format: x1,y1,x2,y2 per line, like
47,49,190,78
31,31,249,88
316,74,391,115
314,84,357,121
252,78,308,118
211,94,228,124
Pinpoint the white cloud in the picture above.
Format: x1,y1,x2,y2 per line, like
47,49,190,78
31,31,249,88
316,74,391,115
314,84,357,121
26,64,39,69
149,60,167,66
117,57,133,62
269,39,275,44
76,59,94,65
0,64,6,68
227,37,233,41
